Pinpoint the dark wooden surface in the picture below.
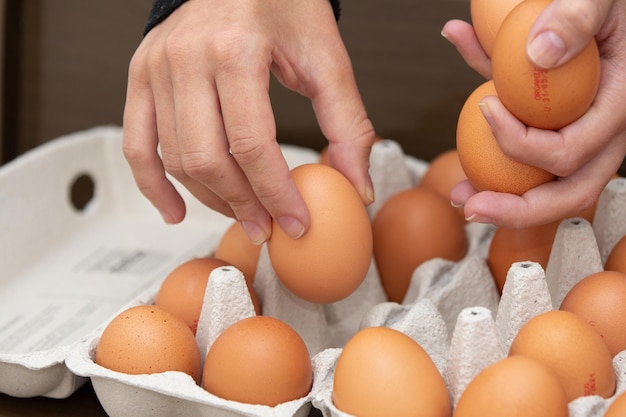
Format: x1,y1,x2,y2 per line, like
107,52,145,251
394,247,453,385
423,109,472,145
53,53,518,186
0,382,326,417
0,383,108,417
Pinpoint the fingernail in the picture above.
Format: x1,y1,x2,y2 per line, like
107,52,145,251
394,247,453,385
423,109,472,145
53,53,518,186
465,212,494,224
364,184,375,205
478,100,494,125
159,209,176,225
528,30,567,68
277,216,306,240
451,200,463,208
241,221,270,245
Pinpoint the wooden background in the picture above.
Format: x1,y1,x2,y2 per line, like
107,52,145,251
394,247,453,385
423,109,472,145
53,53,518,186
1,0,482,165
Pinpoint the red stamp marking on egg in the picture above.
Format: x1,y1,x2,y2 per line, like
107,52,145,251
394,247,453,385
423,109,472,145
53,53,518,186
584,372,597,395
533,67,551,112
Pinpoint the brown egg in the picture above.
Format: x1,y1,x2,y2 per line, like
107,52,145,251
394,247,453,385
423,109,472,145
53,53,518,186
95,305,202,383
509,310,616,401
202,316,312,406
470,0,523,56
372,186,468,303
267,163,373,304
214,220,262,283
155,257,260,334
605,235,626,274
492,0,601,130
560,270,626,357
488,221,559,293
333,326,451,417
419,148,467,219
605,391,626,417
453,356,568,417
456,80,556,195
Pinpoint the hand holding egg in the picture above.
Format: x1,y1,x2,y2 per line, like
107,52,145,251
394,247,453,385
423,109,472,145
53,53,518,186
443,0,626,229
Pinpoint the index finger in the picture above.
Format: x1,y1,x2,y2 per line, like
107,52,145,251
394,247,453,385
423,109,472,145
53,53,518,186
216,58,311,240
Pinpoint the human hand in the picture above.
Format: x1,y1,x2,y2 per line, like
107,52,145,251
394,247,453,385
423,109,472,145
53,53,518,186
123,0,376,244
442,0,626,228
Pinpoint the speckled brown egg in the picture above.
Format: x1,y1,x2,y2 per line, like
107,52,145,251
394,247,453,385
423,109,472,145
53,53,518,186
214,220,262,284
267,163,373,304
488,220,559,293
333,326,451,417
509,310,616,401
470,0,523,56
372,186,468,303
419,148,467,219
453,355,568,417
155,257,260,334
95,305,202,383
456,80,556,195
605,391,626,417
560,270,626,357
605,235,626,274
202,316,312,406
491,0,601,129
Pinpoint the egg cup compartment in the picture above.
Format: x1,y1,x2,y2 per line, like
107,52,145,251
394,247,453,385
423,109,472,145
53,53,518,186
67,265,318,417
3,126,626,417
310,178,626,417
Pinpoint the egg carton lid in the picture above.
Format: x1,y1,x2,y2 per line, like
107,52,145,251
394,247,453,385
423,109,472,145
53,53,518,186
0,125,322,399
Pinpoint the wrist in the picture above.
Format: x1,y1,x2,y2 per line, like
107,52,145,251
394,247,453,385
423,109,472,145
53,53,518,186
143,0,342,36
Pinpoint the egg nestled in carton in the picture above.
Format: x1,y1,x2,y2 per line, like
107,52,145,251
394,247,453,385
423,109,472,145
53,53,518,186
66,139,626,417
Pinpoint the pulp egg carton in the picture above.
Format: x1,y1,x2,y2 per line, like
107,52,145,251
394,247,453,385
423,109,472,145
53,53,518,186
1,126,625,417
0,125,313,398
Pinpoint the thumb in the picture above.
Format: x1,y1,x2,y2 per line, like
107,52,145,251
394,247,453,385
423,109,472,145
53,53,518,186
527,0,612,68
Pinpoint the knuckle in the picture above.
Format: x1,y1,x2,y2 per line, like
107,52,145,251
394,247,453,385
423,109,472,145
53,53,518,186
228,133,266,166
253,176,285,201
160,151,185,179
135,180,160,199
210,27,250,56
162,33,195,67
127,51,149,81
179,149,221,179
549,154,578,177
211,31,268,72
562,0,600,37
122,139,142,163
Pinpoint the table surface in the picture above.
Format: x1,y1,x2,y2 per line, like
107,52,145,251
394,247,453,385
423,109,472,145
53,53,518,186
0,383,108,417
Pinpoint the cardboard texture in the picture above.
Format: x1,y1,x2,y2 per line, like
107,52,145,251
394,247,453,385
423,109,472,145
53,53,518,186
1,126,626,416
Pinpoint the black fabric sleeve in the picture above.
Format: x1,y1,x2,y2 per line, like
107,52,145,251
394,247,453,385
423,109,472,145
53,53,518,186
143,0,342,36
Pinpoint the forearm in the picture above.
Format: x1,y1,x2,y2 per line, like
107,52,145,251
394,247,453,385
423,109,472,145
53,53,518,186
143,0,342,35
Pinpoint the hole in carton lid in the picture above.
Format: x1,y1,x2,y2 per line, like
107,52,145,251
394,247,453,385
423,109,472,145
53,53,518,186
520,262,532,268
70,173,95,212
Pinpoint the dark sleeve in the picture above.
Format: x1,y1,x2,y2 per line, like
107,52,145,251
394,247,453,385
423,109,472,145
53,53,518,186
144,0,342,36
